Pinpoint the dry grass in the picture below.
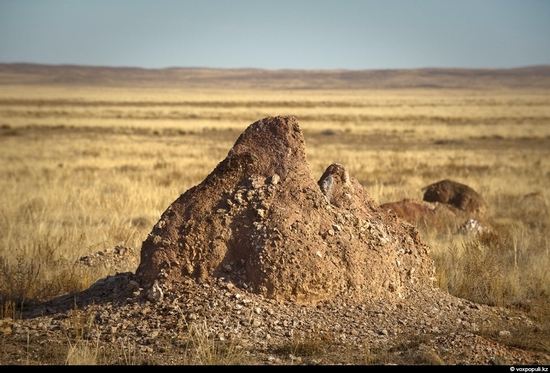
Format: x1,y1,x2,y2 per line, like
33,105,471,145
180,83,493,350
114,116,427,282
0,84,549,363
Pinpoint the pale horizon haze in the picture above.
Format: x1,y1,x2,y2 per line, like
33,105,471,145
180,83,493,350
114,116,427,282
1,0,549,70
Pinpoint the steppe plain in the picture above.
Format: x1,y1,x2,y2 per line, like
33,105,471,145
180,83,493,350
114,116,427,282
0,64,550,365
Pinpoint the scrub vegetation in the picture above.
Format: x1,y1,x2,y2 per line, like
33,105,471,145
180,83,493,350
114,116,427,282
0,79,549,364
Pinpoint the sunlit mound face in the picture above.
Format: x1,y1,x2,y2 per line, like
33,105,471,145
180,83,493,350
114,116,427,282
136,116,435,304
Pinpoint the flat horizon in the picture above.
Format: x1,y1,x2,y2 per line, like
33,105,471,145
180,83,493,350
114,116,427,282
3,61,550,72
1,1,549,70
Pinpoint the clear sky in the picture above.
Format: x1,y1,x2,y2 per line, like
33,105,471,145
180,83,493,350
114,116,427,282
1,0,549,70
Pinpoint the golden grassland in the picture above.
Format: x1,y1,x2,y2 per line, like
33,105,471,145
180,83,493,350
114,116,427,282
1,84,549,363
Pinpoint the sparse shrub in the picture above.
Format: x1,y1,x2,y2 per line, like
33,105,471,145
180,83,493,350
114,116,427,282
275,329,332,358
432,229,535,307
362,346,393,365
0,253,105,310
65,338,100,365
0,299,18,321
182,319,249,365
58,303,100,365
0,256,41,308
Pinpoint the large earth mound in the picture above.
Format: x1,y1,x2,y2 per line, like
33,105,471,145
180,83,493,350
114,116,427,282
136,116,435,303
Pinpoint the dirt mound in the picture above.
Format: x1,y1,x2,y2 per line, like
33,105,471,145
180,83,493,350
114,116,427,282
136,116,435,303
422,179,487,216
379,198,495,234
381,180,493,235
380,199,451,223
76,245,139,273
379,199,457,229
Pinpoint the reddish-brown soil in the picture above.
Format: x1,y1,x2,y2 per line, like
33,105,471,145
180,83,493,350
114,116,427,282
135,116,434,304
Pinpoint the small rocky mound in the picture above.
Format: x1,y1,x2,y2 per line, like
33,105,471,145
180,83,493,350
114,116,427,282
76,245,138,273
381,180,494,235
379,199,458,224
379,199,457,229
422,179,487,216
136,116,435,303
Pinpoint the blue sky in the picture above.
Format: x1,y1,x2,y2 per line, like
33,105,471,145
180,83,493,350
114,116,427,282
1,0,549,70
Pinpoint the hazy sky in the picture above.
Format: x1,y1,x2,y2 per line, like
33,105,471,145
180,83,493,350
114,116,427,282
1,0,549,70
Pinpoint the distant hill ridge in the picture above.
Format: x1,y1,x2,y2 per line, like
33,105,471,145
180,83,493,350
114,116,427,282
1,63,549,89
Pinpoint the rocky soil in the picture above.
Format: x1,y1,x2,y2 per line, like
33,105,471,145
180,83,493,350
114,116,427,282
1,272,548,365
